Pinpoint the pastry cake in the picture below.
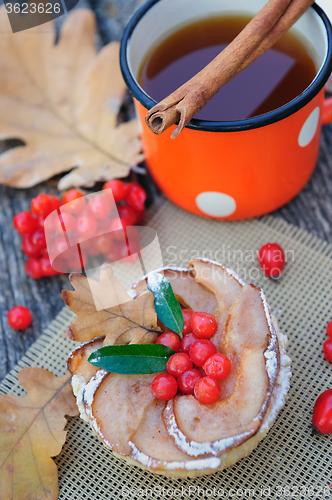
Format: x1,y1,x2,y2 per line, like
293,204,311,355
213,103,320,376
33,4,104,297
66,259,291,478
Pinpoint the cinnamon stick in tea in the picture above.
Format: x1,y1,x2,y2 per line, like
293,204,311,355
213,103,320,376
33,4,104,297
234,0,315,76
145,0,314,139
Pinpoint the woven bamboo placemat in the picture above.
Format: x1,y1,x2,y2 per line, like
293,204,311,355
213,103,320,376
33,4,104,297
1,198,332,499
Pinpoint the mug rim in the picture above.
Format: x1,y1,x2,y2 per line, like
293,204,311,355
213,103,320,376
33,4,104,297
120,0,332,133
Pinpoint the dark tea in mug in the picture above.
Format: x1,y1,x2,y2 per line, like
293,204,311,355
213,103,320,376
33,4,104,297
138,16,317,122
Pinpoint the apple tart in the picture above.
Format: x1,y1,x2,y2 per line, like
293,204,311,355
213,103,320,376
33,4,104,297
67,259,291,478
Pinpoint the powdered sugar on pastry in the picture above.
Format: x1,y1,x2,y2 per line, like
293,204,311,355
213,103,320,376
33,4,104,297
68,259,291,477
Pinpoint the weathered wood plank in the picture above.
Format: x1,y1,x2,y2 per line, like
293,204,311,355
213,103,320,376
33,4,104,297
0,184,69,381
274,124,332,243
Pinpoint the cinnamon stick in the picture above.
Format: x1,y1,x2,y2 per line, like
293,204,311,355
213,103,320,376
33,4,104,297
234,0,315,76
145,0,314,139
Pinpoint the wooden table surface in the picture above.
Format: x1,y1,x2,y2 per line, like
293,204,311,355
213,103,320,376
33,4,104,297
0,1,332,383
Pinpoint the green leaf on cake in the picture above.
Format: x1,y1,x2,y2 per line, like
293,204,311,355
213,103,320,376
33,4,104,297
88,344,175,374
147,272,184,338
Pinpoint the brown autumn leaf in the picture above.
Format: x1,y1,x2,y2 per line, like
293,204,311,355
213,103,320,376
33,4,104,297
0,6,143,190
0,367,78,500
62,264,161,344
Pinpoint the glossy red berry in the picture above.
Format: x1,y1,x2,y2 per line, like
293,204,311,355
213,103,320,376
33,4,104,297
22,236,42,258
177,369,203,395
189,339,217,367
62,189,84,204
258,242,285,279
62,246,88,272
50,236,68,258
194,376,221,404
30,228,46,250
180,333,197,355
111,242,128,261
103,243,123,263
40,256,58,276
135,209,145,224
117,204,138,225
327,321,332,338
93,233,113,254
103,179,127,203
76,213,98,238
25,258,43,279
182,309,193,335
13,211,37,236
323,338,332,362
7,306,32,330
53,212,77,234
62,189,85,214
35,214,48,230
110,217,131,241
80,240,101,257
312,389,332,434
203,353,232,380
31,194,53,217
97,216,112,232
191,312,217,339
166,353,193,378
155,332,181,352
88,194,112,220
126,182,147,212
49,195,61,211
151,373,178,401
40,247,49,257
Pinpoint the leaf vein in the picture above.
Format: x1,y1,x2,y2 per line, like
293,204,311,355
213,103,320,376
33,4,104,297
0,376,71,470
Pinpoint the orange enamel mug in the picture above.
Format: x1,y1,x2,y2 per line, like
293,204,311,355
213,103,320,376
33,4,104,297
120,0,332,220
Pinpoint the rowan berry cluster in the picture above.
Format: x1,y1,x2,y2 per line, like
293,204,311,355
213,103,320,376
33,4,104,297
151,310,231,405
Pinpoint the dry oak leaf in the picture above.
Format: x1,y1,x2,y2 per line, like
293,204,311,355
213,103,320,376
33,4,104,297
0,367,78,500
62,264,161,344
0,6,143,189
